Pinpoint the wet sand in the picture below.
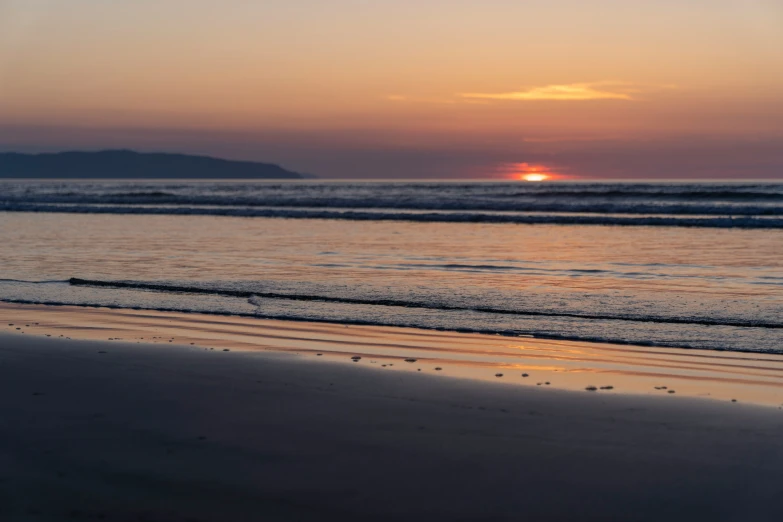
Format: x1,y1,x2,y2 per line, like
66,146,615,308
3,302,783,406
1,304,783,521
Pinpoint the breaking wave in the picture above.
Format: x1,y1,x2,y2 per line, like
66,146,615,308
2,203,782,228
68,278,783,329
3,181,782,227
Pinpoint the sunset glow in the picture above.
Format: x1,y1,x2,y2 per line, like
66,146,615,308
2,3,783,520
460,83,635,102
0,0,781,179
501,162,561,181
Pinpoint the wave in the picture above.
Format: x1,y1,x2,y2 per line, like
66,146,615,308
497,189,783,201
0,278,69,284
104,191,175,198
2,196,783,216
68,278,783,329
4,182,782,221
326,261,781,285
3,204,783,228
2,296,779,354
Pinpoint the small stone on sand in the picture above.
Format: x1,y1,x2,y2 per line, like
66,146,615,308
495,373,503,377
585,386,598,391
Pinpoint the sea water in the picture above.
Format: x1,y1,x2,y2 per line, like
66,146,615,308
0,181,781,353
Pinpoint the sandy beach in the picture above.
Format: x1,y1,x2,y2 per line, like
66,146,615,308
2,304,783,521
4,0,783,519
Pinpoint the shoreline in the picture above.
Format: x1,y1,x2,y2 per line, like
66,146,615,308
3,302,783,407
6,294,781,356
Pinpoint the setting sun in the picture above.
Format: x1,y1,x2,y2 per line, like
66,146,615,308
499,162,562,181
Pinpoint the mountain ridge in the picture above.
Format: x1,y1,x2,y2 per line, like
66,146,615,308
0,150,308,179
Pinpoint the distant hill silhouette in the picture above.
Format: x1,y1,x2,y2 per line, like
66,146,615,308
0,150,307,179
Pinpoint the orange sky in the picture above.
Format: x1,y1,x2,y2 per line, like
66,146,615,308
1,0,782,179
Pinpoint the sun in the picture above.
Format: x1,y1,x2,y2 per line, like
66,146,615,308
498,162,561,181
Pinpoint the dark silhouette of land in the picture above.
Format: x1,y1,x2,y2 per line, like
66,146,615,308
0,150,307,179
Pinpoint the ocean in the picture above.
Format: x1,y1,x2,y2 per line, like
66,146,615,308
1,181,781,353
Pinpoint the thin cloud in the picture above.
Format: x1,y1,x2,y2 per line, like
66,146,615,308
460,83,634,101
